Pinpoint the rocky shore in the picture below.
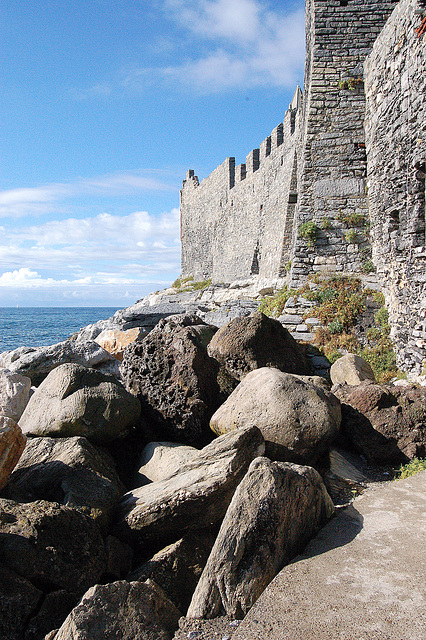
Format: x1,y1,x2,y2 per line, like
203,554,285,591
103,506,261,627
0,280,425,639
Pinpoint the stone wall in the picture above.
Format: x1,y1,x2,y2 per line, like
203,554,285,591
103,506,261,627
289,0,399,287
364,0,426,375
181,1,398,286
180,89,303,283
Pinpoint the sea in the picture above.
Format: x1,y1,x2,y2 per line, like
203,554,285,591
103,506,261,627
0,307,120,353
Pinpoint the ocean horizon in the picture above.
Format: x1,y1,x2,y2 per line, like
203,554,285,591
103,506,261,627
0,307,120,353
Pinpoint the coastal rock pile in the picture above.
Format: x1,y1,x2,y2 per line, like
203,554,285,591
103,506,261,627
0,302,424,639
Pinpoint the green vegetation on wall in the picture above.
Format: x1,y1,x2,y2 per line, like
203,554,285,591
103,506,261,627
259,274,398,382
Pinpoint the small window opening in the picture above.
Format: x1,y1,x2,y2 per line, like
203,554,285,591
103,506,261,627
289,193,298,204
340,1,349,6
389,210,400,232
250,242,260,275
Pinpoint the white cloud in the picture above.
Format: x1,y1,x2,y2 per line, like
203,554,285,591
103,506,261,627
0,208,181,274
0,207,181,306
155,0,305,93
0,172,175,219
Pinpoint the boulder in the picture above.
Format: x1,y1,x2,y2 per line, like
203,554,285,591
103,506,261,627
330,354,376,386
135,441,200,486
25,589,79,640
333,382,426,462
187,457,334,619
129,529,217,614
52,580,181,640
114,426,265,558
0,499,107,596
120,315,220,446
1,339,116,386
19,363,141,444
207,311,310,381
0,368,31,422
0,566,43,640
2,436,125,530
210,368,341,465
0,416,26,491
95,327,147,361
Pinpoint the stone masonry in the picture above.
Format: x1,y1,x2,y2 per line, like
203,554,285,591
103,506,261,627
364,0,426,375
180,0,425,374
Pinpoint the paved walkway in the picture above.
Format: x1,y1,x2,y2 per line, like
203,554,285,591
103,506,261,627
232,471,426,640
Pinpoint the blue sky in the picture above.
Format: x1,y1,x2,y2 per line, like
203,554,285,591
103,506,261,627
0,0,305,307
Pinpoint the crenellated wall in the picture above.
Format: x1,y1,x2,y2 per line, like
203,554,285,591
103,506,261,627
179,0,425,374
364,0,426,375
180,88,303,283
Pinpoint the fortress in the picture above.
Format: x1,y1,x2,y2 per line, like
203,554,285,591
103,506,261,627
180,0,425,376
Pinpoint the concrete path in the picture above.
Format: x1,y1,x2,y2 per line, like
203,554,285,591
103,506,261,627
232,471,426,640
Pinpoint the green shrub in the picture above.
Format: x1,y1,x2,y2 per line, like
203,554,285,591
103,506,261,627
345,229,357,243
171,275,211,292
299,221,318,246
338,212,366,227
328,319,344,335
395,458,426,480
259,286,298,318
361,259,375,274
321,218,331,230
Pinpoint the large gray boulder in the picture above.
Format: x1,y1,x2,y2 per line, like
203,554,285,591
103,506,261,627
114,426,265,557
207,311,310,381
2,436,125,530
0,416,26,491
129,529,217,613
135,441,200,486
0,499,106,596
1,339,116,386
210,368,341,465
52,580,181,640
120,315,220,446
330,354,376,386
19,363,141,444
187,457,334,619
0,368,31,422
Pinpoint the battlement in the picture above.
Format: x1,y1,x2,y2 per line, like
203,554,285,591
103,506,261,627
179,0,425,373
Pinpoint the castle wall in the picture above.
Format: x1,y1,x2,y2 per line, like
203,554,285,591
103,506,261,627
290,0,399,287
180,99,302,283
364,0,426,375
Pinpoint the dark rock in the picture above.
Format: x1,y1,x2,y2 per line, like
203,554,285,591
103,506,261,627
113,426,265,559
333,382,426,462
52,580,181,640
120,315,220,446
129,529,218,613
19,363,141,444
207,311,310,381
25,590,79,640
187,457,334,619
0,499,106,595
2,436,125,531
210,368,341,466
0,566,43,640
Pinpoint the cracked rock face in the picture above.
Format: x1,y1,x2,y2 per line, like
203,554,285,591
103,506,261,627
18,363,141,444
187,457,334,619
113,426,265,559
